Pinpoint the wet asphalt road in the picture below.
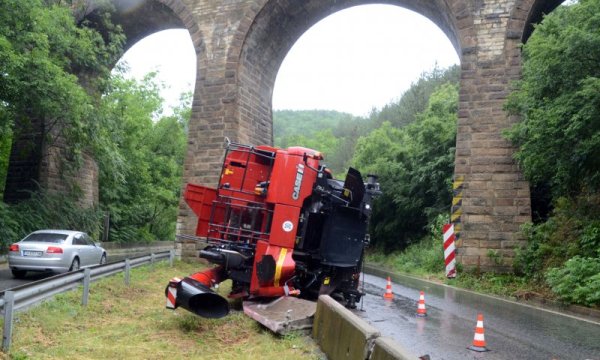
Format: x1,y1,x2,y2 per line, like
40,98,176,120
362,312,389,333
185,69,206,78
0,265,54,291
353,273,600,360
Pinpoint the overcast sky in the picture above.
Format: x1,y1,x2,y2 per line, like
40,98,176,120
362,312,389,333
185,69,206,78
118,4,460,117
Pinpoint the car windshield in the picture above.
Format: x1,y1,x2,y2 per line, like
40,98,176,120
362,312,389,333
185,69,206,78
22,233,68,243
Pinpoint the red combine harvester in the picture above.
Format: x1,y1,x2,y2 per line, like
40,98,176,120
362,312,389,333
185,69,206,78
165,140,380,332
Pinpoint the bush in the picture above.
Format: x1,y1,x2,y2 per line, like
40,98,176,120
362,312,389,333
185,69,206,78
504,0,600,197
545,256,600,306
514,195,600,279
0,189,102,251
0,202,20,251
367,214,447,275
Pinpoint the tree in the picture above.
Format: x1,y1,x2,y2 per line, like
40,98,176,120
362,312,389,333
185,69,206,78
0,133,10,199
273,110,367,175
0,1,189,245
505,1,600,304
0,0,124,245
95,70,188,242
0,0,124,196
505,0,600,197
370,65,460,130
352,83,458,250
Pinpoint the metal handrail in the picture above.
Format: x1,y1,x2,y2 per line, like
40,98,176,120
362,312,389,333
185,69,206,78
1,250,174,351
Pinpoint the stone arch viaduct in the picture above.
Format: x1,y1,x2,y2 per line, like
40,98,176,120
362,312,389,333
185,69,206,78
4,0,564,270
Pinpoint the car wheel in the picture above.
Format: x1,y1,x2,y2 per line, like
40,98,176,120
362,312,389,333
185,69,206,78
69,257,80,272
11,269,27,279
100,253,107,265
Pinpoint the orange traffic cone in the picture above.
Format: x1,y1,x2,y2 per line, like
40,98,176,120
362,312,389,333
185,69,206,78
468,314,489,352
416,291,427,317
383,277,394,299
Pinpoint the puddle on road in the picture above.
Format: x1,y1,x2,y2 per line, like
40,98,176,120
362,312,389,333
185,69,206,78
354,282,416,323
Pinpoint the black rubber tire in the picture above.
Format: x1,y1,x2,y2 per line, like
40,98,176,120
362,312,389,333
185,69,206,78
69,257,80,272
100,253,107,265
11,269,27,279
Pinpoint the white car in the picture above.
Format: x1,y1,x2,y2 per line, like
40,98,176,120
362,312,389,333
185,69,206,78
8,230,107,278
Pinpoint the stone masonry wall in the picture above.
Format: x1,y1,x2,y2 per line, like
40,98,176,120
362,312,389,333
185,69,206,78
453,0,532,271
5,119,98,208
38,143,99,208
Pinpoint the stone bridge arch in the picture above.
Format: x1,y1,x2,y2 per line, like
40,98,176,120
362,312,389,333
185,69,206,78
81,0,202,52
231,0,466,147
507,0,565,43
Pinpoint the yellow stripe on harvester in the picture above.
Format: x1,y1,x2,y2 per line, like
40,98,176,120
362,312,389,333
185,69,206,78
274,248,287,287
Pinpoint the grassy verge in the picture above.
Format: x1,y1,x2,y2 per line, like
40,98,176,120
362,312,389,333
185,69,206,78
367,247,553,300
366,234,444,278
2,261,320,360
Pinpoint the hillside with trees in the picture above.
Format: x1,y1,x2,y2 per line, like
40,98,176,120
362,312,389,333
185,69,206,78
273,66,460,178
274,110,365,176
352,83,458,250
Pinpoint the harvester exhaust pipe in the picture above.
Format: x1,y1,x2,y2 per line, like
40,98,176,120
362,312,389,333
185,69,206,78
176,277,230,318
166,266,230,319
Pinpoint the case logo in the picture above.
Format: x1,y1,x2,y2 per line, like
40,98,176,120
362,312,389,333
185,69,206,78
292,164,304,200
282,221,294,232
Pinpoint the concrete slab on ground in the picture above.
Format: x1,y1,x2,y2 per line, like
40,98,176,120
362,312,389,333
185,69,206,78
243,297,316,334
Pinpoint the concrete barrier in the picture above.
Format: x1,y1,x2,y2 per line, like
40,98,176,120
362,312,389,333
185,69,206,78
370,337,419,360
313,295,380,360
313,295,421,360
100,241,174,261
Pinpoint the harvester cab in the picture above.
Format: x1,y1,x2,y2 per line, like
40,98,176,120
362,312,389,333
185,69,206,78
166,140,380,333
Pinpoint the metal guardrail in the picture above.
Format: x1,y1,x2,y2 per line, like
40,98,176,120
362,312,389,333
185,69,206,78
1,250,175,352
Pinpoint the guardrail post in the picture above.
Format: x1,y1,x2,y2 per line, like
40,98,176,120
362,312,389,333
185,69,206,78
169,249,174,267
82,268,91,306
3,291,15,352
125,259,131,286
150,253,155,269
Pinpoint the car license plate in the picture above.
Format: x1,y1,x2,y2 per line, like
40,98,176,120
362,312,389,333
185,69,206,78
22,250,43,257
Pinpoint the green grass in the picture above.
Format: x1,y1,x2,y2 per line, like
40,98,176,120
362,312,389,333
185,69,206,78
447,272,552,300
367,239,553,301
366,235,445,277
2,261,321,360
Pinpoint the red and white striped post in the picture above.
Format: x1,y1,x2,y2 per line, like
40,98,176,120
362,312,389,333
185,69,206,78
166,277,181,309
443,224,457,278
